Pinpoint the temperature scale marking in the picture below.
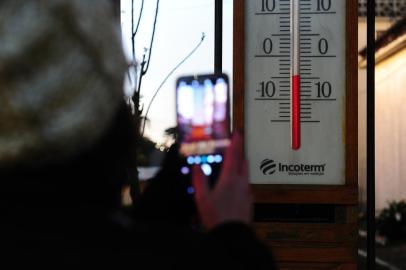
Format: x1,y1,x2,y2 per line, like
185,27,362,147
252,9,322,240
245,0,348,185
254,0,339,150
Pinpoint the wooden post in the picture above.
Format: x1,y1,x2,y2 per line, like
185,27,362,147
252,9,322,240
233,1,358,269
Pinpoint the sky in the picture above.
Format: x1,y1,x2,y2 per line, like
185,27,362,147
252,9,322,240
120,0,233,144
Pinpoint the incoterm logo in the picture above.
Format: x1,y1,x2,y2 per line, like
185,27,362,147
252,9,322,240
260,159,277,175
260,158,326,176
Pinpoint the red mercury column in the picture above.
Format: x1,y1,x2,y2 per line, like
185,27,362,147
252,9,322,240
291,0,301,150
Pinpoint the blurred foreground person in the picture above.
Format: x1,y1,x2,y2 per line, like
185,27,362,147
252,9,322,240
0,0,274,269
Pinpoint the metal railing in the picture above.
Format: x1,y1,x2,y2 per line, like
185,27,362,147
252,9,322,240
359,0,406,17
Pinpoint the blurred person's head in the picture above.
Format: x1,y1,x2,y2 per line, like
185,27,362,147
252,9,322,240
0,0,127,171
0,0,134,211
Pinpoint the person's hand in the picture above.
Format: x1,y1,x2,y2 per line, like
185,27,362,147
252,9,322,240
192,133,253,230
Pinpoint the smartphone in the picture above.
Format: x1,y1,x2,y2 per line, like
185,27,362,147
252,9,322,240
176,74,231,188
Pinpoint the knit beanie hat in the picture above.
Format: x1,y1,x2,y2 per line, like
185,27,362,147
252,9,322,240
0,0,127,169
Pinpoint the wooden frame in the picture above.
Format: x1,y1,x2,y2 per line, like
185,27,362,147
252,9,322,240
233,2,358,268
233,0,358,206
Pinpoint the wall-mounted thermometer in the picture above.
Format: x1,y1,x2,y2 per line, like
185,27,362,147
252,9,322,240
245,0,347,185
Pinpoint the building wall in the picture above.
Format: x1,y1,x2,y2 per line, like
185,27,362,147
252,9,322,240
375,46,406,210
357,18,395,211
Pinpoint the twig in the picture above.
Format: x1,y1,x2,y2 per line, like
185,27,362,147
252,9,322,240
132,0,144,39
135,0,160,96
141,33,206,136
129,0,146,102
141,0,160,76
131,0,144,66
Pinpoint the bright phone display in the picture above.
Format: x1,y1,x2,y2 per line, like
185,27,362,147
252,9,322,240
176,74,231,181
176,74,231,157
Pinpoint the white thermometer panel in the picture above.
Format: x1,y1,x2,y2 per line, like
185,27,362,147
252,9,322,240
245,0,346,185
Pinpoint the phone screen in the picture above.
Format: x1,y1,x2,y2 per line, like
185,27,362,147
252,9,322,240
176,74,231,157
176,74,231,181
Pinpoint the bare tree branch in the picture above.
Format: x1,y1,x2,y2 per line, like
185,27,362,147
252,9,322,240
141,0,160,76
132,0,144,39
141,33,206,136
